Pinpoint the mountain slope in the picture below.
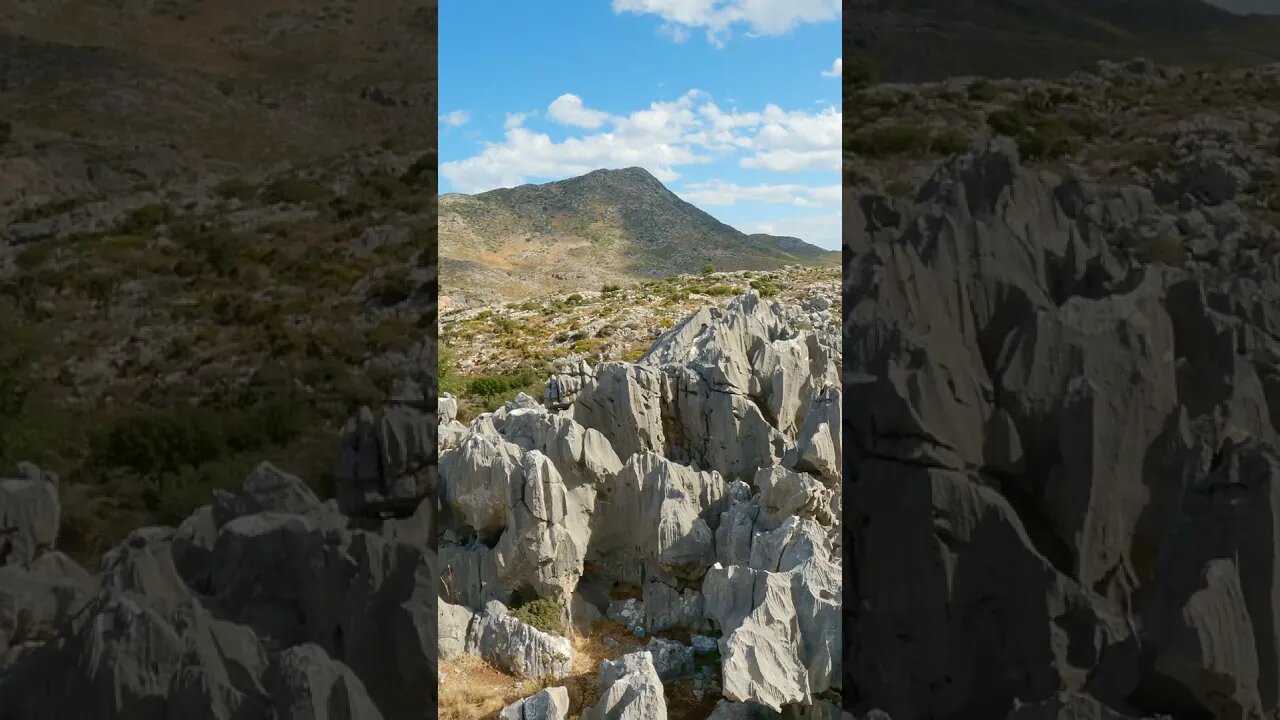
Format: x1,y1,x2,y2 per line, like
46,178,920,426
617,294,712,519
847,0,1280,82
439,167,836,303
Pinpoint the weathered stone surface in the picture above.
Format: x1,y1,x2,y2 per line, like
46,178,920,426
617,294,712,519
0,463,60,567
499,686,571,720
441,286,839,714
466,601,573,680
845,139,1280,719
583,650,668,720
264,643,384,720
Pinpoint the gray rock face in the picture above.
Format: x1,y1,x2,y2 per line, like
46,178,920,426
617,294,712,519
0,463,61,567
583,650,668,720
845,140,1280,719
465,601,573,680
0,408,438,720
440,287,840,714
499,686,571,720
335,403,434,515
264,643,385,720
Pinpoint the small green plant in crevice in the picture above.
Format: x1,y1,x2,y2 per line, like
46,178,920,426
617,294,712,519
511,596,566,637
700,263,715,275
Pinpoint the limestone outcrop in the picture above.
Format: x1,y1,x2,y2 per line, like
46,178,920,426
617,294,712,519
440,289,841,715
845,139,1280,719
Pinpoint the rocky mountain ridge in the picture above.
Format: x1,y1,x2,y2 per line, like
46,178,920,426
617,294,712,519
440,167,836,304
847,0,1280,82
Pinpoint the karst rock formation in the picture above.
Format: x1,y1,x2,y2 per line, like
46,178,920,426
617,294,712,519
439,290,843,718
844,138,1280,719
0,387,438,719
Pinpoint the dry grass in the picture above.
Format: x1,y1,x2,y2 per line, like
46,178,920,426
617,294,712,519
438,655,542,720
439,620,721,720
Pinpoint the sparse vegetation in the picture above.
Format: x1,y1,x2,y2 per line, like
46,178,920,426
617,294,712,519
848,55,880,90
260,177,331,205
510,596,566,636
213,177,257,201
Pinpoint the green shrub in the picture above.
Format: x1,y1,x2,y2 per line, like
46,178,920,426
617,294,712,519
987,108,1032,137
511,596,565,636
701,263,715,275
400,154,435,187
370,268,415,306
260,178,331,205
750,280,779,297
180,228,246,277
847,124,935,158
704,284,735,296
601,283,621,294
213,178,257,201
930,130,970,156
16,242,55,271
847,56,880,90
90,394,309,477
968,79,998,102
115,204,173,235
1017,119,1080,161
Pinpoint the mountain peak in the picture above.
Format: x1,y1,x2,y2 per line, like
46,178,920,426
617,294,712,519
441,167,836,301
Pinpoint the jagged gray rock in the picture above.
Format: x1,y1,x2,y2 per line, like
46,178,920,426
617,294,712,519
465,600,573,680
0,413,437,720
440,285,839,714
499,686,571,720
583,650,668,720
845,139,1280,719
0,463,60,567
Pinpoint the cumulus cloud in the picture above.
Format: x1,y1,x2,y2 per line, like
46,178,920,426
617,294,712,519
678,180,839,208
612,0,838,46
742,211,840,250
439,110,470,127
440,90,839,194
821,57,841,78
737,105,841,171
547,94,613,129
504,111,535,129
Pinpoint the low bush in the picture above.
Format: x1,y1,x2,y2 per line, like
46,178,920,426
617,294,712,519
511,596,565,636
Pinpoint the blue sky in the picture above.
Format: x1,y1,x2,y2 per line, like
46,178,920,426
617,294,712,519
439,1,841,250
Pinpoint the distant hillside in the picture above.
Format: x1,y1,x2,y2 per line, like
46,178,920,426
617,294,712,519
847,0,1280,82
439,167,836,303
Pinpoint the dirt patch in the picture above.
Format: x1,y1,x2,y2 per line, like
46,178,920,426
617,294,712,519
438,621,722,720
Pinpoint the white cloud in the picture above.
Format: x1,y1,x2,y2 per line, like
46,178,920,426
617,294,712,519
440,91,839,194
439,110,470,127
742,211,840,250
821,57,841,78
737,105,841,171
547,94,613,129
612,0,839,46
504,111,535,129
678,181,839,208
